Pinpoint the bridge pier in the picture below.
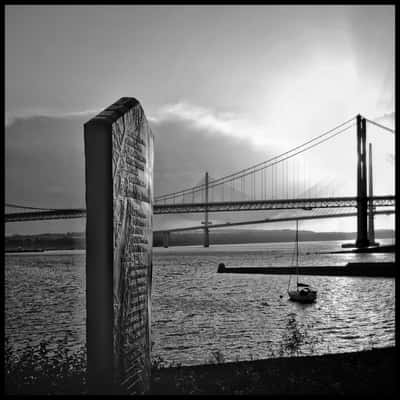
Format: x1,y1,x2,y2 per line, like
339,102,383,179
203,171,210,247
204,227,210,248
163,231,169,248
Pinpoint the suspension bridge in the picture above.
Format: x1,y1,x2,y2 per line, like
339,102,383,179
5,114,395,248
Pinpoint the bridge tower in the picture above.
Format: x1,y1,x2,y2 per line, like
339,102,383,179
355,114,370,248
203,171,210,247
368,142,378,246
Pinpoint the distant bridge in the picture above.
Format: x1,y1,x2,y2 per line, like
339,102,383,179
5,114,395,249
153,196,395,214
155,208,395,247
162,209,395,233
4,196,395,222
5,208,87,222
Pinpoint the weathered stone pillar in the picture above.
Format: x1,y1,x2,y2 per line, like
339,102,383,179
84,97,153,394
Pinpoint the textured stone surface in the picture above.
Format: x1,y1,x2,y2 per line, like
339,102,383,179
111,100,153,394
85,97,153,394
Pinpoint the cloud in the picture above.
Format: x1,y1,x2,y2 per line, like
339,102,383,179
5,103,272,233
6,101,393,235
7,101,278,150
150,113,271,198
151,102,241,134
5,108,100,127
373,111,395,128
5,115,87,210
150,101,282,151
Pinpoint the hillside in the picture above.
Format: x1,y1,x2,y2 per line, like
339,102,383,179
5,229,394,251
153,229,394,247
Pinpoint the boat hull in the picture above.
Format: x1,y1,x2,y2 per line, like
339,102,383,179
288,289,317,303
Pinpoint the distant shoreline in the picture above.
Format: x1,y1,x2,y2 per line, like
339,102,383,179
5,229,394,251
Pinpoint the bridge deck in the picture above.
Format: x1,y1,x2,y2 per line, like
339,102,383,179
153,196,395,214
5,196,395,222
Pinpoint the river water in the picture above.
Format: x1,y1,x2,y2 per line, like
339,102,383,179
5,239,395,366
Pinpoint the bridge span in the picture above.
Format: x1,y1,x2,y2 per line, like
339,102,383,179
5,208,87,222
155,209,395,247
5,114,395,249
161,209,395,233
4,196,395,222
154,196,395,214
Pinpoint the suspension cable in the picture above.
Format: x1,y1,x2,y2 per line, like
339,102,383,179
365,118,395,134
155,115,356,201
206,122,356,190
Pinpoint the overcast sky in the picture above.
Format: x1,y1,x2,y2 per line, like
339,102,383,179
5,5,395,234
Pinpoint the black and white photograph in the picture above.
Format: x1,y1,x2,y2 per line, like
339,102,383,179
4,4,396,395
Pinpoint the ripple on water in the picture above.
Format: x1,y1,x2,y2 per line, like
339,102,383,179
151,241,394,365
5,242,395,365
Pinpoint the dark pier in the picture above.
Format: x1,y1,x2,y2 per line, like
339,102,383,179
217,262,395,278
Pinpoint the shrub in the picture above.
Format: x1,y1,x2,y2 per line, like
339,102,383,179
5,336,87,395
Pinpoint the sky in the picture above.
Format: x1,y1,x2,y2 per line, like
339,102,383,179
5,5,395,235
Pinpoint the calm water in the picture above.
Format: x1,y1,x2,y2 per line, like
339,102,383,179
5,240,395,365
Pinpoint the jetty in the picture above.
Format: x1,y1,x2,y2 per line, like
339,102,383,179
217,262,395,278
322,244,395,254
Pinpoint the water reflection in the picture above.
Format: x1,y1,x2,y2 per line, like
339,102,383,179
152,241,395,365
4,240,395,367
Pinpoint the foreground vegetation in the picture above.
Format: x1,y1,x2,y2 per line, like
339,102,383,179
5,337,87,395
150,347,396,395
5,318,395,395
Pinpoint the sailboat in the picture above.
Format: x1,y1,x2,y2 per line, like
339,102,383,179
287,220,317,303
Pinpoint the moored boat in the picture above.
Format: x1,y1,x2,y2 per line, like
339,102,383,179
288,284,317,303
287,220,317,303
